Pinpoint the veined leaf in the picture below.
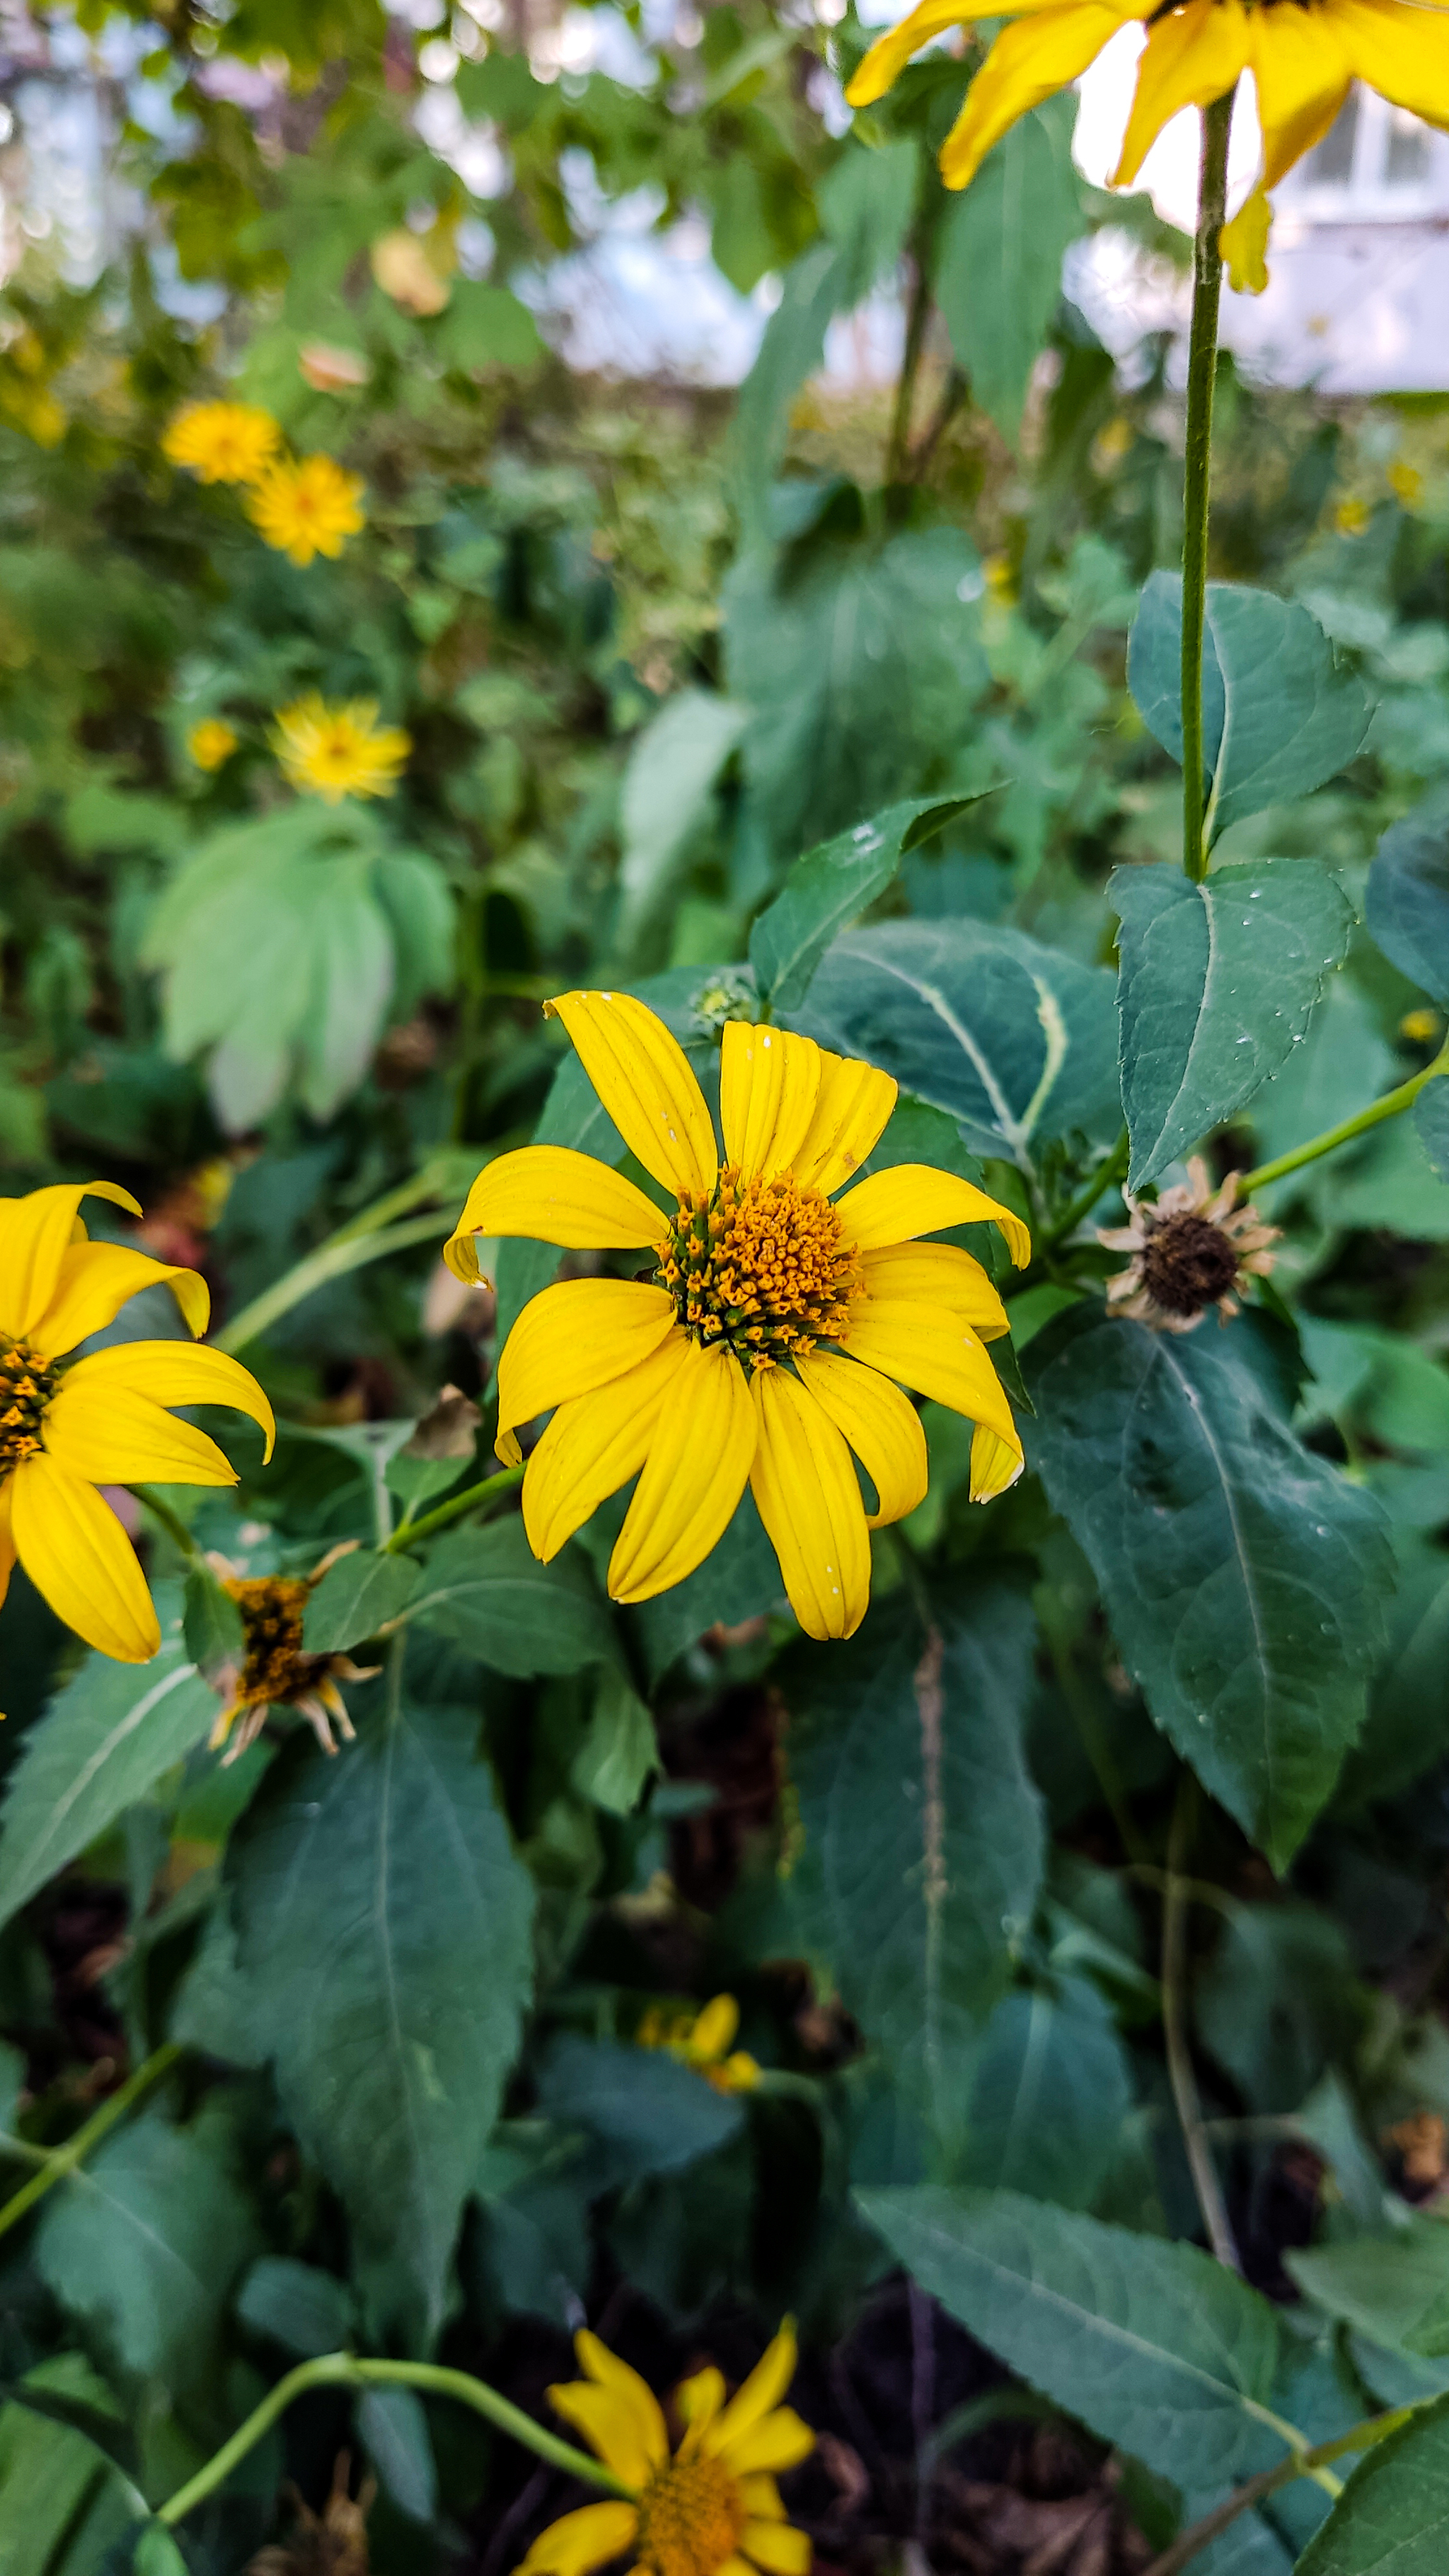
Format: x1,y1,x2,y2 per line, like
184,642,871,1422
1290,2224,1449,2360
408,1519,614,1676
962,1978,1133,2209
749,795,980,1013
304,1548,421,1653
1295,2391,1449,2576
935,99,1083,442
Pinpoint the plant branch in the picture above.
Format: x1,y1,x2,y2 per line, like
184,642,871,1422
1181,89,1235,884
887,239,933,485
1041,1129,1130,1253
1241,1043,1449,1195
0,2044,183,2246
158,2354,630,2528
1162,1781,1240,2270
381,1462,524,1554
1141,2408,1412,2576
214,1213,447,1357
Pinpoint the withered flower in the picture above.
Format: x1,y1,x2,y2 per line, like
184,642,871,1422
207,1543,377,1764
1099,1158,1278,1337
247,2454,374,2576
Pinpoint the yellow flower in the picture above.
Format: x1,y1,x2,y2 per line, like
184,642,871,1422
204,1543,377,1762
246,454,365,565
272,694,410,802
638,1994,761,2094
846,0,1449,197
0,1184,275,1664
1220,183,1271,295
1390,459,1426,510
187,718,239,771
518,2323,814,2576
1335,497,1372,536
445,994,1029,1643
162,400,280,486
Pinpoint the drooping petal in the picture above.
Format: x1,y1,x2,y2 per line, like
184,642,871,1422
58,1344,276,1462
0,1182,142,1342
793,1350,928,1528
497,1280,679,1465
792,1053,898,1197
1332,0,1449,139
608,1339,756,1604
708,2326,802,2459
859,1243,1009,1340
971,1419,1025,1502
42,1381,237,1488
835,1165,1030,1267
30,1241,210,1358
1113,0,1252,186
843,1299,1018,1445
546,991,717,1198
521,1335,689,1558
940,4,1132,191
741,2518,813,2575
9,1454,161,1663
517,2501,642,2576
720,1023,822,1179
845,0,1075,107
444,1147,666,1282
749,1369,871,1642
0,1479,13,1618
574,2329,671,2471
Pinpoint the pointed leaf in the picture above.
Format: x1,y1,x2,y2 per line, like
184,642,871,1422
1295,2391,1449,2576
303,1549,420,1653
750,796,978,1012
407,1519,613,1676
935,99,1083,442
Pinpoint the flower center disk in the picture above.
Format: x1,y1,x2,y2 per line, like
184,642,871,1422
0,1341,59,1473
1141,1211,1242,1318
633,2452,745,2576
226,1575,313,1706
658,1165,862,1367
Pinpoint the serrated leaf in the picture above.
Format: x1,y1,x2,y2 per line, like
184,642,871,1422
962,1979,1132,2209
227,1699,534,2342
1289,2224,1449,2360
1112,860,1353,1189
1128,577,1371,848
408,1518,614,1676
857,2184,1284,2492
749,796,977,1012
1025,1309,1393,1869
303,1550,420,1653
935,98,1083,442
1295,2390,1449,2576
536,2034,742,2181
1367,795,1449,1005
236,2255,354,2358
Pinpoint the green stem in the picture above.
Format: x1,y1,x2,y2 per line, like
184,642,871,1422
0,2044,182,2246
214,1214,446,1357
132,1487,202,1564
381,1462,524,1554
1181,90,1235,885
887,234,933,485
158,2354,630,2528
1142,2408,1412,2576
1041,1128,1130,1252
1162,1782,1240,2272
1241,1043,1449,1195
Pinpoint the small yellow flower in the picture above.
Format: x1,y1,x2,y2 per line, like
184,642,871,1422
1335,497,1372,536
204,1543,377,1763
518,2323,813,2576
1389,459,1426,511
187,718,239,772
638,1994,761,2094
1400,1007,1441,1045
162,400,280,487
1220,185,1272,296
847,0,1449,199
446,994,1029,1642
0,1185,275,1664
246,454,365,565
272,695,410,803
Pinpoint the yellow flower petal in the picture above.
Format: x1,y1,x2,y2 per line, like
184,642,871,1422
708,2327,801,2459
497,1280,678,1464
677,2366,728,2436
521,1336,689,1560
1113,0,1250,188
1220,185,1273,297
835,1165,1029,1267
42,1381,236,1488
9,1454,161,1663
739,2476,786,2520
845,0,1070,108
0,1182,142,1342
0,1479,14,1618
844,1300,1018,1446
516,2500,641,2576
720,1023,823,1180
741,2519,812,2574
575,2329,671,2471
30,1241,209,1358
445,1146,666,1282
546,991,717,1199
971,1419,1025,1502
608,1339,756,1604
728,2410,818,2476
57,1343,276,1462
691,1994,740,2057
858,1243,1009,1340
1248,1,1355,187
1333,0,1449,137
793,1350,928,1528
940,4,1130,192
792,1052,897,1198
548,2384,658,2491
749,1372,870,1643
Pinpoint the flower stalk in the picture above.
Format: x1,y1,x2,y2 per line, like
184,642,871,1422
0,2042,183,2247
1241,1042,1449,1196
1182,89,1235,885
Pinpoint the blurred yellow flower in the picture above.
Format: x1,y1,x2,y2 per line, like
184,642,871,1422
0,1184,275,1664
1335,497,1372,536
1401,1007,1441,1044
637,1994,761,2093
272,694,410,802
446,994,1028,1642
187,717,239,771
163,399,280,486
1221,185,1272,295
1389,459,1426,510
247,454,365,565
518,2323,813,2576
847,0,1449,197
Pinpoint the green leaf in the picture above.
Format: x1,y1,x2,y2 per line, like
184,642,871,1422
536,2035,743,2179
432,279,542,373
816,137,917,309
236,2255,355,2357
1338,1534,1449,1808
780,1580,1044,2157
183,1564,245,1680
1128,577,1371,848
630,1486,785,1683
1290,2224,1449,2360
935,99,1083,442
798,917,1120,1166
1367,794,1449,1005
616,689,749,951
408,1519,614,1676
855,2184,1284,2491
0,1623,216,1933
570,1668,659,1815
227,1699,535,2342
1025,1309,1393,1870
749,796,978,1013
1112,860,1353,1190
1414,1080,1449,1181
1195,1904,1361,2115
731,242,846,503
1294,2390,1449,2576
303,1549,421,1652
0,2359,136,2576
358,2385,437,2524
961,1978,1133,2209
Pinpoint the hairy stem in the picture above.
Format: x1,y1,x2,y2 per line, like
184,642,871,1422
1181,90,1235,885
1162,1781,1240,2270
381,1462,525,1554
1241,1042,1449,1195
0,2044,183,2246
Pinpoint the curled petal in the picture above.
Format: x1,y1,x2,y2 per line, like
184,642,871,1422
59,1343,276,1462
970,1420,1024,1502
1114,0,1252,186
836,1166,1029,1268
940,4,1132,192
859,1242,1008,1340
843,1300,1018,1445
845,0,1072,105
0,1182,141,1342
1333,0,1449,140
42,1381,236,1488
546,990,717,1198
31,1241,209,1357
444,1146,666,1282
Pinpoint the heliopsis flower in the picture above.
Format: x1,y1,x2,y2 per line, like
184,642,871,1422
246,454,365,565
845,0,1449,198
637,1994,761,2094
0,1183,275,1664
445,993,1029,1642
1099,1156,1278,1334
162,400,280,486
272,695,410,802
518,2323,813,2576
204,1543,377,1762
187,717,239,772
